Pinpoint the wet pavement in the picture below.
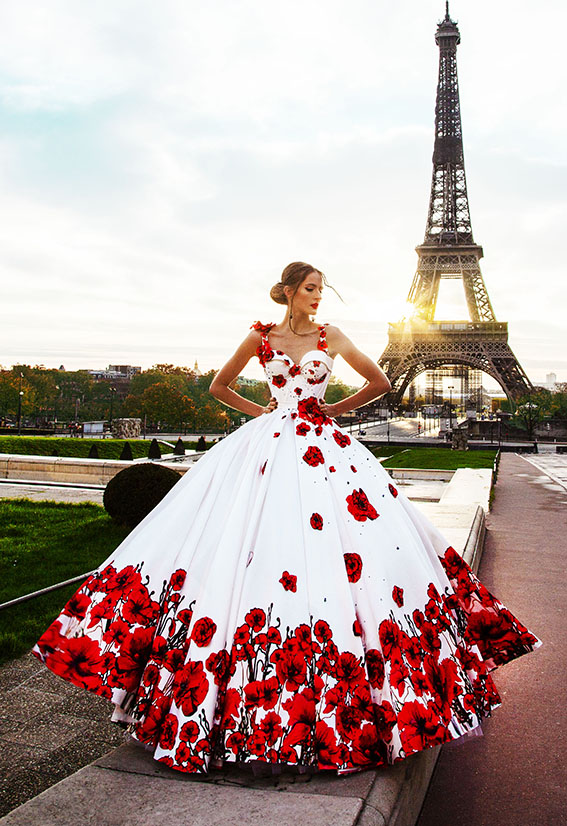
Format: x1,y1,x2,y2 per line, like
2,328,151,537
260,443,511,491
416,453,566,826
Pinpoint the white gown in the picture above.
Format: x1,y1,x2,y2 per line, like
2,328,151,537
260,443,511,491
33,321,540,774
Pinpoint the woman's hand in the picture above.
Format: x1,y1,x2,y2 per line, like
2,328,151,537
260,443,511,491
319,401,340,418
260,397,278,415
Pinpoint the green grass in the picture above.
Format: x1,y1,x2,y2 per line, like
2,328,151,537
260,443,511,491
373,447,498,470
0,436,208,460
0,500,129,664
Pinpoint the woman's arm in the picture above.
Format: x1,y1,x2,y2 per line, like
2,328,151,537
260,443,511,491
319,326,391,417
209,331,277,418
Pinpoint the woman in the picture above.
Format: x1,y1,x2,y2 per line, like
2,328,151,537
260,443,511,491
33,262,540,775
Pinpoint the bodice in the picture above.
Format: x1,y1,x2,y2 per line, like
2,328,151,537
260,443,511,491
252,321,334,407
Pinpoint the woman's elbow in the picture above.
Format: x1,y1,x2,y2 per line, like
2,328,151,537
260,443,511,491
372,376,391,397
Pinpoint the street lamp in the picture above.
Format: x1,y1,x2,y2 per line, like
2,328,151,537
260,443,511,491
17,372,24,435
109,386,117,429
53,385,60,434
448,385,454,433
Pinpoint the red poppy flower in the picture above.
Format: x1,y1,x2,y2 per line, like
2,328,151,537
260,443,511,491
122,585,160,626
350,723,388,768
62,591,91,620
424,655,460,719
297,396,332,427
272,649,307,691
260,710,283,746
46,636,105,691
343,552,363,583
352,618,362,637
244,676,280,710
251,320,275,334
335,652,365,690
105,565,142,595
279,571,297,592
314,619,332,643
247,730,267,756
302,445,325,467
329,466,336,473
315,425,323,436
245,607,266,631
191,616,217,648
113,626,155,692
135,691,171,746
272,374,286,388
350,465,357,473
289,364,301,377
373,699,397,742
335,702,363,741
172,661,209,716
221,687,241,728
180,720,199,743
403,635,424,669
227,731,245,754
158,713,178,750
169,569,186,591
397,700,450,753
310,512,323,530
332,430,351,448
379,619,402,660
388,483,398,498
365,649,385,689
419,621,442,657
346,488,379,522
313,720,342,767
296,422,311,436
177,608,193,626
273,432,280,437
102,618,129,647
440,546,466,578
390,660,409,693
392,586,404,607
205,649,234,686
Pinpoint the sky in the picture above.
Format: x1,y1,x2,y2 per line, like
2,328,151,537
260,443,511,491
0,0,565,390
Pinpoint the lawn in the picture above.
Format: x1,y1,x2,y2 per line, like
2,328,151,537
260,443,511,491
0,436,208,460
372,446,498,470
0,500,130,664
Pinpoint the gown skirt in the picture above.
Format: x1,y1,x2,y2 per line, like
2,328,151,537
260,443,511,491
33,322,541,774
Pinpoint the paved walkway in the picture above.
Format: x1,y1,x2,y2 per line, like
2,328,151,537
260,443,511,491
417,453,566,826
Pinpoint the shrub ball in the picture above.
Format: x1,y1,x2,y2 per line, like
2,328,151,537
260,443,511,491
103,462,181,528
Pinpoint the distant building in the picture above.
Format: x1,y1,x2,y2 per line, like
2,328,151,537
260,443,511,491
88,365,141,381
193,360,202,377
544,372,557,391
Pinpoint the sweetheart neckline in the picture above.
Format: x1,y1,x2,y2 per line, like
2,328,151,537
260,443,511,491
270,349,334,367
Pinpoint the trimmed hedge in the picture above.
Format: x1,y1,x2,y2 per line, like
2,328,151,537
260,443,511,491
103,463,182,528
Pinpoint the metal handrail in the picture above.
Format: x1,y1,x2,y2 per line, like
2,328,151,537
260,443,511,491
0,570,94,611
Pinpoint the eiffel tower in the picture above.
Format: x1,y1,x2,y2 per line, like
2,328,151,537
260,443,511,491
378,3,532,406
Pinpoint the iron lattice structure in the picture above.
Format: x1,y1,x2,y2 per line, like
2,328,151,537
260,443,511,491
377,3,532,406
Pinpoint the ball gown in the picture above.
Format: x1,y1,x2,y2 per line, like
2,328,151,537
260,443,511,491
33,321,541,775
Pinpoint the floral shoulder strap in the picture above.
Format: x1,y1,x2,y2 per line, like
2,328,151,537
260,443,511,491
250,320,275,365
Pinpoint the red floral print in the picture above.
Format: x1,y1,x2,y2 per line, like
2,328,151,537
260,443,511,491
260,460,267,475
296,422,311,436
297,396,332,427
392,586,404,607
329,466,336,473
302,446,325,467
350,465,357,473
388,483,398,497
346,489,379,522
310,512,323,530
332,430,351,448
172,661,209,716
272,374,286,388
169,569,186,591
245,608,266,631
289,364,301,377
343,553,363,583
273,432,280,438
191,616,217,648
279,571,298,592
365,649,385,689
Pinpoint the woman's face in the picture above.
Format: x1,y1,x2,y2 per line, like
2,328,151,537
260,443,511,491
287,271,323,317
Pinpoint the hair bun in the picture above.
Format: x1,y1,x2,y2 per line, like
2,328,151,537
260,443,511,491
270,282,287,305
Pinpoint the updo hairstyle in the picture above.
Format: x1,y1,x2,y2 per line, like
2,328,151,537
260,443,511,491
270,262,323,306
